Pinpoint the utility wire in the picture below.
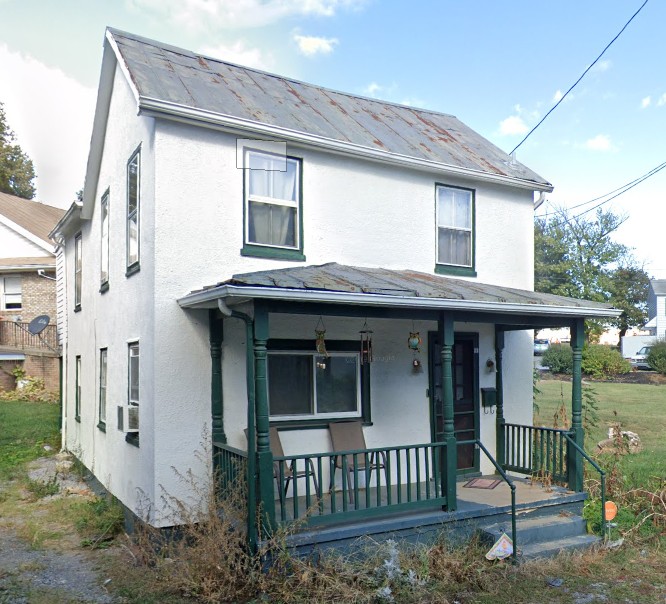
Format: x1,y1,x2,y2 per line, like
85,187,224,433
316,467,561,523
510,0,649,155
535,158,666,219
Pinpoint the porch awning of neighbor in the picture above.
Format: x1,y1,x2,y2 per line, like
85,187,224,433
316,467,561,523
178,263,620,324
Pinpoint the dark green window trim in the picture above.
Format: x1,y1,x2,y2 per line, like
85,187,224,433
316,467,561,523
434,264,478,277
242,150,304,260
126,145,141,273
125,433,140,447
99,282,109,294
241,244,306,262
435,183,476,274
97,422,106,432
74,232,82,311
125,263,140,278
100,188,110,290
266,339,371,426
74,355,81,422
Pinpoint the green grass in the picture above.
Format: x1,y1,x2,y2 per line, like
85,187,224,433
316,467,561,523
0,399,60,479
534,379,666,487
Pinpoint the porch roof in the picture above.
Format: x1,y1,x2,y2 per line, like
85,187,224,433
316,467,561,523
178,263,620,321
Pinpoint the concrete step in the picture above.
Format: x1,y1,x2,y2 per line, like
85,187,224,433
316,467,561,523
481,513,588,546
519,534,601,560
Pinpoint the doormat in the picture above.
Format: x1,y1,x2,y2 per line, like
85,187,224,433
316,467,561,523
463,478,501,490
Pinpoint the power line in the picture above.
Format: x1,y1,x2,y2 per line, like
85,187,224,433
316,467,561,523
510,0,649,156
535,158,666,220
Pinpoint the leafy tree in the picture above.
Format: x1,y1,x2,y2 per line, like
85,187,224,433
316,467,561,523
0,102,36,199
607,265,651,344
535,206,639,340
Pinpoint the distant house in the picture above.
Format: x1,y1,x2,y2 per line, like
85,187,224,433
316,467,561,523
0,192,64,391
51,29,620,555
645,279,666,339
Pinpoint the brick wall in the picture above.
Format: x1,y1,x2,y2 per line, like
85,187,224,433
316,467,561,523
24,354,60,392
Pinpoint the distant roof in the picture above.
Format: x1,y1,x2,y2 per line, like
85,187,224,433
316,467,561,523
0,257,55,269
0,192,65,246
651,279,666,295
179,263,618,320
106,28,552,192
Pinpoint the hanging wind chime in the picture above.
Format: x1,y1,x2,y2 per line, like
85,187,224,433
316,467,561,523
315,316,328,369
359,318,373,365
408,322,422,371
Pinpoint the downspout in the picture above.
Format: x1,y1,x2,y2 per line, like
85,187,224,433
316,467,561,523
533,191,546,211
217,299,257,553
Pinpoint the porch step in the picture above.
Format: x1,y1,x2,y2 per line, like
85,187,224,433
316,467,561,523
480,513,600,560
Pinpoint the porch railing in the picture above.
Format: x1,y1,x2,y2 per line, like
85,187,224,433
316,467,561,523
503,423,568,484
273,441,448,524
213,442,248,496
0,320,58,352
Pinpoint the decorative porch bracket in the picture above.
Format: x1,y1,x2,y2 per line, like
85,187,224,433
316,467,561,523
254,303,277,533
568,318,585,492
439,313,457,511
494,329,505,468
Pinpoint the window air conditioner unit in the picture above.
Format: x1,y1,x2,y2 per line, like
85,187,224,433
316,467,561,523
118,404,139,433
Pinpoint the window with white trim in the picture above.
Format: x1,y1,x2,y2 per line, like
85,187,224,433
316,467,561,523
75,355,81,421
0,276,21,310
127,149,140,271
127,342,139,433
98,348,107,428
436,184,474,269
74,233,82,309
245,150,301,250
268,351,360,421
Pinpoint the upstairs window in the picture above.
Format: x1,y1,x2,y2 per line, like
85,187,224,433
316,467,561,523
436,185,475,276
243,150,304,261
100,191,109,289
127,149,140,273
0,276,21,310
98,348,107,430
74,233,82,310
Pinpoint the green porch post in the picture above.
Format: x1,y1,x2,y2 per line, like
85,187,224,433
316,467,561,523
495,329,505,468
253,303,276,533
440,313,457,511
209,310,226,457
568,318,585,492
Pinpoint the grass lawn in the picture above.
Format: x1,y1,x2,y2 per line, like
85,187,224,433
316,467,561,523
534,378,666,487
0,399,61,480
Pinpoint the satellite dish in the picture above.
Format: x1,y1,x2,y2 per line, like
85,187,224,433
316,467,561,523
28,315,50,335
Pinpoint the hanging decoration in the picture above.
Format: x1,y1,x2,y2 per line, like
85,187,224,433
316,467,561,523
407,332,422,352
315,316,329,357
359,318,373,365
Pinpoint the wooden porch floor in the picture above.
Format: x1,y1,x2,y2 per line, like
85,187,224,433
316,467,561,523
275,475,578,524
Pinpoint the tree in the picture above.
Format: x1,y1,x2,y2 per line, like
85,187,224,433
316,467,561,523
0,102,36,199
606,265,650,344
535,206,641,341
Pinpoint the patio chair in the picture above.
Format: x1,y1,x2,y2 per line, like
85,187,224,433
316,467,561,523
245,427,319,497
328,421,388,503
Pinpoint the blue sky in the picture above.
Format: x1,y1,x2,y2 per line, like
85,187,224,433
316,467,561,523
1,0,664,276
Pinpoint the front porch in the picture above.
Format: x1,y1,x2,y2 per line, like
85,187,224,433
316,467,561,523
178,263,619,555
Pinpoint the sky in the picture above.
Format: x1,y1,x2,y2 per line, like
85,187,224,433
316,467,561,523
1,0,664,277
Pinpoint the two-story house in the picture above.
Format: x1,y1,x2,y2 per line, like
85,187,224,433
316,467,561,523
51,29,619,555
646,280,666,339
0,192,63,391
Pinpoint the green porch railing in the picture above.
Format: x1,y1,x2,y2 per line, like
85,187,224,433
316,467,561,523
273,441,448,525
503,423,568,484
214,441,248,497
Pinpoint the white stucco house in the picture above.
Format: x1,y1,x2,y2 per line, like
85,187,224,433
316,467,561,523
51,29,620,553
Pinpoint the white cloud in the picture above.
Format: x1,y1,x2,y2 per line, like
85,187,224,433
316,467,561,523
591,59,611,73
552,90,563,103
362,81,398,99
0,45,95,207
499,115,529,136
657,93,666,107
128,0,366,30
583,134,615,152
199,40,270,69
641,96,651,109
293,34,338,56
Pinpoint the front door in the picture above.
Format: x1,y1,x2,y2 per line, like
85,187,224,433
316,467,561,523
429,332,479,472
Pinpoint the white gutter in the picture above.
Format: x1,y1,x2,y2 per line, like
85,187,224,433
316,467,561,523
178,284,620,319
139,97,554,194
0,262,55,272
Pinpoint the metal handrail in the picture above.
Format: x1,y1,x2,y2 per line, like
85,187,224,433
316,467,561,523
461,438,518,563
563,433,607,538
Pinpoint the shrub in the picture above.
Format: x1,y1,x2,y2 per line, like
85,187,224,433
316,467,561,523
581,345,632,379
647,339,666,374
542,344,573,374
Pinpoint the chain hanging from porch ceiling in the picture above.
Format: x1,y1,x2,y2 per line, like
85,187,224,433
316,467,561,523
359,318,373,365
315,316,328,368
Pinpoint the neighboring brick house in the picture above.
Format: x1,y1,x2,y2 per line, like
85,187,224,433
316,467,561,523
0,192,64,391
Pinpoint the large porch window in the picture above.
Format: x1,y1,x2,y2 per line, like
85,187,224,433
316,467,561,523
268,351,361,421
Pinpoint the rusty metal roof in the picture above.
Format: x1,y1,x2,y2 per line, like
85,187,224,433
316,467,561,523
180,263,617,317
107,28,551,190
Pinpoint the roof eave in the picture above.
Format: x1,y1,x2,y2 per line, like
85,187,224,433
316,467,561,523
49,202,82,243
139,97,554,193
0,261,56,272
177,284,619,319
